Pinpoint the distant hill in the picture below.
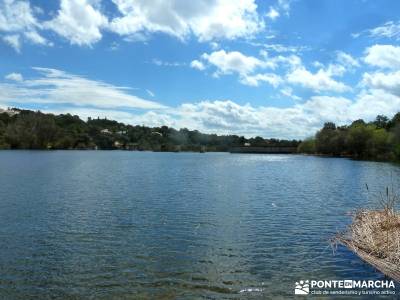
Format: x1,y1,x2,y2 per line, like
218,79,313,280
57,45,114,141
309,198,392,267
0,108,300,151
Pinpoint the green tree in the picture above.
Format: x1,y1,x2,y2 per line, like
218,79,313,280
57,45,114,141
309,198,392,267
315,122,338,154
366,129,392,158
346,123,374,157
297,138,316,153
374,115,389,129
5,113,59,149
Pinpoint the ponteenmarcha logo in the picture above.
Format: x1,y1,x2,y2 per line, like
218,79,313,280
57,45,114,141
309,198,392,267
295,280,310,295
295,279,396,296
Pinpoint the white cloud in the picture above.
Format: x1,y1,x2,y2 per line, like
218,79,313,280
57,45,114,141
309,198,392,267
0,67,165,110
152,59,184,67
367,21,400,40
210,41,219,50
0,0,48,51
0,0,266,49
255,43,309,53
285,53,358,93
146,89,155,97
109,0,264,42
362,71,400,96
44,0,108,46
192,48,356,92
141,90,400,138
0,0,39,32
240,73,282,87
280,87,301,101
2,34,21,52
336,51,359,67
201,50,267,76
5,72,23,82
350,89,400,120
190,60,205,71
278,0,291,14
179,91,399,138
287,66,350,93
194,49,284,87
364,44,400,69
24,31,49,45
168,100,264,135
192,50,308,87
266,7,280,20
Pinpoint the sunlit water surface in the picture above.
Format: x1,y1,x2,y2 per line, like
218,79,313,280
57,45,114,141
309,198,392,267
1,151,400,299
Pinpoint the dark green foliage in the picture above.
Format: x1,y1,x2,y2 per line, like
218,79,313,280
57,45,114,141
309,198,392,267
0,108,300,151
297,138,316,154
298,113,400,161
374,115,389,129
5,112,59,149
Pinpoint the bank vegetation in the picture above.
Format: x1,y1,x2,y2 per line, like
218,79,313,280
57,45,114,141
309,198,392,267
0,108,299,151
298,113,400,161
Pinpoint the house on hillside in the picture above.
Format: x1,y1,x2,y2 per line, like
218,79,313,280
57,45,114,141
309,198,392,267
0,108,19,116
101,129,112,134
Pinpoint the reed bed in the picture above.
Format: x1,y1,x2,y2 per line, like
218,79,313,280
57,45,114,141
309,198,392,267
334,186,400,282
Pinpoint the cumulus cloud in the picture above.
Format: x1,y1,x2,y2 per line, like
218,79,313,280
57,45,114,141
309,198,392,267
364,44,400,69
336,51,359,67
266,7,280,20
192,49,284,87
239,73,282,87
5,72,23,82
0,0,38,32
144,91,400,138
362,71,400,96
0,0,48,51
109,0,264,42
201,50,268,76
280,87,301,101
24,30,48,45
191,48,354,92
350,89,400,120
44,0,108,46
0,67,165,110
2,34,21,52
21,91,400,139
286,52,358,93
287,66,350,93
190,60,205,71
1,0,267,49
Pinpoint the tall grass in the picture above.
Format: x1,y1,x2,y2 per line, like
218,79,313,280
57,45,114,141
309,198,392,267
335,185,400,266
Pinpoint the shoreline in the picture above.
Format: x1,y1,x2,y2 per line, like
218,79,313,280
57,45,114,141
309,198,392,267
1,149,399,164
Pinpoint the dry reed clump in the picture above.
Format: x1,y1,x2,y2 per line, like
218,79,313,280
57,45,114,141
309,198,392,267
334,186,400,280
340,209,400,265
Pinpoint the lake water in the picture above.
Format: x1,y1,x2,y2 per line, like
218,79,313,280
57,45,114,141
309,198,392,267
0,151,399,299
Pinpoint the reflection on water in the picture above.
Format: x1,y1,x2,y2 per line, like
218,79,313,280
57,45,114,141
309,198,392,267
0,151,399,299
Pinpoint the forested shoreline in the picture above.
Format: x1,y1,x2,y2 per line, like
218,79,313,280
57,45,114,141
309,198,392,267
0,108,299,151
297,113,400,162
1,108,399,161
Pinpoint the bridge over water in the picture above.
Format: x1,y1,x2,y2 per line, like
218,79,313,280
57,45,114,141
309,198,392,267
229,146,298,154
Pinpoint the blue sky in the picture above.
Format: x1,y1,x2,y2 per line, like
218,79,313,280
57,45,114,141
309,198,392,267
1,0,400,138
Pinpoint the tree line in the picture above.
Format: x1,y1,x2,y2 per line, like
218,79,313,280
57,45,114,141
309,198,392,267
297,113,400,161
0,108,299,151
